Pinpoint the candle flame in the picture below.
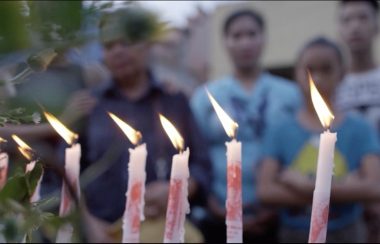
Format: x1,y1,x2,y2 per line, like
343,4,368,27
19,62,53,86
309,73,335,129
43,111,78,145
206,89,238,138
159,114,184,151
108,112,142,145
12,135,34,161
0,137,7,143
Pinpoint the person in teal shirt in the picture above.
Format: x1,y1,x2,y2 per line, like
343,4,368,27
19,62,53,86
191,9,301,242
258,37,380,243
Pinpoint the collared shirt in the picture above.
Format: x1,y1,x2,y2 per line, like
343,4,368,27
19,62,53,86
82,73,212,222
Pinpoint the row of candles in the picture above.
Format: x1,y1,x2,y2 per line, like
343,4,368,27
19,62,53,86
0,74,335,243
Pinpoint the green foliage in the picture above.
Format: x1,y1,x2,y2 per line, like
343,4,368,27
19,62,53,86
99,6,168,44
0,107,40,126
0,2,29,53
0,163,50,242
0,163,43,202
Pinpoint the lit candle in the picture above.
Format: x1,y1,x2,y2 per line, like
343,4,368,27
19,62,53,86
308,73,336,243
12,135,42,202
12,135,43,244
0,138,8,190
108,112,147,243
43,112,80,243
207,90,242,243
160,114,190,243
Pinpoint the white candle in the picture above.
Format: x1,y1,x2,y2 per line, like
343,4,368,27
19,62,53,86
164,148,190,243
308,131,336,243
26,160,43,202
206,90,242,243
308,73,336,243
11,135,44,244
0,152,9,190
108,112,148,243
123,143,147,243
43,111,81,243
226,139,242,243
56,143,81,243
159,114,190,243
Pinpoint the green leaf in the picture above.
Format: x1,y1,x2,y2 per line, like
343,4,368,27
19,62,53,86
0,163,43,202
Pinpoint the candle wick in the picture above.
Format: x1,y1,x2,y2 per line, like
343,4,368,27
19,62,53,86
135,131,143,146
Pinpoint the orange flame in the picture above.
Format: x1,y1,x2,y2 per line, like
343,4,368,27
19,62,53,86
159,114,184,151
108,112,142,145
12,135,34,161
309,73,335,129
206,89,238,138
43,111,78,145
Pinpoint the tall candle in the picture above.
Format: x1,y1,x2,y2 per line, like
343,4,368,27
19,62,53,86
160,114,190,243
25,160,43,202
0,152,8,190
308,74,336,243
12,135,43,202
56,143,81,243
108,112,147,243
226,139,242,243
12,135,44,244
207,90,242,243
43,112,81,243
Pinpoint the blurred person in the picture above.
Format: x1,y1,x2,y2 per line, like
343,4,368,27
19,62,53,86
151,6,211,98
336,1,380,241
336,0,380,138
191,9,301,242
258,37,380,243
0,48,97,195
81,7,211,243
150,27,196,97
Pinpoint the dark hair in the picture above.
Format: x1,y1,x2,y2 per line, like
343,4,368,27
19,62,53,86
298,37,344,65
340,0,379,13
223,9,265,35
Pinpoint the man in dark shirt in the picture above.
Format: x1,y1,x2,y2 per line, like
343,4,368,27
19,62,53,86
81,7,211,242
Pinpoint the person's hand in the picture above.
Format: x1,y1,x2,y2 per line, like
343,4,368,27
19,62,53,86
144,181,170,219
60,90,97,125
340,171,361,186
207,195,225,221
243,209,277,235
82,207,117,243
280,169,314,195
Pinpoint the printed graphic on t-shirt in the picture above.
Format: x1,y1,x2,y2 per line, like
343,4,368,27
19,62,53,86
286,136,348,221
337,69,380,136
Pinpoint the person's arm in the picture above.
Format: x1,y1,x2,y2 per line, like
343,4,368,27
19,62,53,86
257,158,311,207
330,154,380,203
330,120,380,204
0,123,56,140
0,90,97,140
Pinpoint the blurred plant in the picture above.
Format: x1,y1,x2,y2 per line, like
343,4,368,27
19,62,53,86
99,5,168,45
0,163,47,242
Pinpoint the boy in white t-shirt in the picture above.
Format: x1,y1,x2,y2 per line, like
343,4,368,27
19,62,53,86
336,0,380,137
336,1,380,241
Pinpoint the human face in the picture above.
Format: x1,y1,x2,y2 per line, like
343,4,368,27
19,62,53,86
338,1,379,53
103,39,149,83
296,45,344,100
224,15,265,71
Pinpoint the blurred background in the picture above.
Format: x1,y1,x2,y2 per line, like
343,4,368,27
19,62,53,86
2,0,380,95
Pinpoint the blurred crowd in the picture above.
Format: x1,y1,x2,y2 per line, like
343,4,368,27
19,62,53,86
0,0,380,243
